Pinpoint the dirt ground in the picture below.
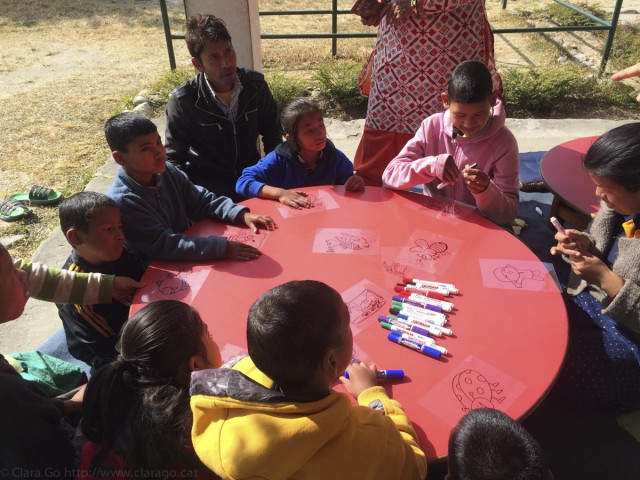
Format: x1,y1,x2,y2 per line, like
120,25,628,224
0,0,637,257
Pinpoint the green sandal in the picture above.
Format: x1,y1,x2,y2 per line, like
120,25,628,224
7,185,62,206
0,199,32,222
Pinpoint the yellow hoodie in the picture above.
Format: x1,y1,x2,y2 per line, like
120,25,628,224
190,356,426,480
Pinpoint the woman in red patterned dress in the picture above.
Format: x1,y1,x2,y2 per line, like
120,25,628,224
354,0,502,186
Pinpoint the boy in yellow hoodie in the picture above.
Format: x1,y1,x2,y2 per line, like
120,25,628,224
190,280,426,480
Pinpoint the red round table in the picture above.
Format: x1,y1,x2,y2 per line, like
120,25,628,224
130,185,568,460
540,136,601,230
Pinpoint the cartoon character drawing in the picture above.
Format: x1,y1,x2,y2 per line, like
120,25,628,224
452,369,505,411
493,264,544,288
326,233,369,253
410,238,449,265
155,267,192,295
227,231,266,249
346,289,385,324
383,260,407,277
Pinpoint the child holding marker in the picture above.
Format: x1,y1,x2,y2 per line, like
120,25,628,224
190,280,426,479
235,98,365,208
548,123,640,413
382,60,519,225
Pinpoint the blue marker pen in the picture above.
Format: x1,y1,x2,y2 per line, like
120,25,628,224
343,369,405,379
387,332,442,359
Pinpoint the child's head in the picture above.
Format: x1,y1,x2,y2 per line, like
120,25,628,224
447,408,551,480
281,99,326,155
441,60,497,137
59,192,124,266
0,242,29,324
81,300,221,469
247,280,352,393
185,14,236,93
584,122,640,215
104,112,166,186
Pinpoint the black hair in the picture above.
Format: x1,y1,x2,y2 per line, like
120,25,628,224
247,280,344,391
583,122,640,192
281,98,323,152
447,60,493,104
185,14,232,60
104,112,157,153
448,408,549,480
81,300,208,474
59,191,118,235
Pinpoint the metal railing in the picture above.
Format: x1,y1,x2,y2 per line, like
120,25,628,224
159,0,623,74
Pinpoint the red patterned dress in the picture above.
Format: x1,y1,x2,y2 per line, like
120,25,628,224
354,0,502,186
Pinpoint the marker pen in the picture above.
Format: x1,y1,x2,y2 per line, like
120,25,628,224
403,277,460,295
394,284,447,300
390,303,447,323
387,332,442,359
389,331,449,355
397,313,451,333
398,292,454,312
399,282,450,296
392,295,443,313
343,369,405,380
550,216,566,235
380,321,432,343
436,162,478,190
383,315,445,337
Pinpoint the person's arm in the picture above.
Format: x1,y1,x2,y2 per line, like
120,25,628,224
16,260,142,305
235,153,281,199
256,80,282,155
382,122,450,189
165,90,192,170
341,362,426,479
469,133,520,225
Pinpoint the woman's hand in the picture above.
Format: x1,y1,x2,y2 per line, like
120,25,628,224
550,229,591,258
568,253,625,297
463,165,490,194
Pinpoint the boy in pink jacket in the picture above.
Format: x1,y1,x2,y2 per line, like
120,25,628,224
382,60,519,225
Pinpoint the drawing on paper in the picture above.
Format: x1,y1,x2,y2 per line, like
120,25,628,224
155,267,192,295
410,239,449,265
227,230,266,249
452,369,505,411
346,289,386,324
326,233,370,253
383,260,407,277
305,193,323,208
493,264,544,289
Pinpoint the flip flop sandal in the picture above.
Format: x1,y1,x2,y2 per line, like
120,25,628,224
7,185,62,206
0,198,32,222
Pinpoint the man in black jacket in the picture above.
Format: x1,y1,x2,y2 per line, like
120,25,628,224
165,14,282,202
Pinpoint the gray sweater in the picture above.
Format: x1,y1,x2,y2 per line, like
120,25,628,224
567,202,640,334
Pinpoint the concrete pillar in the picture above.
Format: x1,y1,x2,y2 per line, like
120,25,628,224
184,0,262,71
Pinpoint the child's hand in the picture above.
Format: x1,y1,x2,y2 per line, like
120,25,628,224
441,155,460,185
340,361,378,397
279,190,313,209
240,211,277,233
462,165,490,194
344,174,365,192
550,229,591,258
113,276,145,306
225,241,261,261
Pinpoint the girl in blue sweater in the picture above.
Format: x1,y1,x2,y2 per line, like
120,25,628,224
236,99,364,208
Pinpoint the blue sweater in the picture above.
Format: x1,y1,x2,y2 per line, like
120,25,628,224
235,140,354,199
108,162,247,263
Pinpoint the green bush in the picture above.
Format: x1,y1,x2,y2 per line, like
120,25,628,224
609,23,640,72
503,65,635,117
264,69,307,109
313,59,367,108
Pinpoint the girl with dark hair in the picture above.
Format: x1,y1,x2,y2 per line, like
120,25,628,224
78,300,222,479
550,122,640,413
235,98,364,208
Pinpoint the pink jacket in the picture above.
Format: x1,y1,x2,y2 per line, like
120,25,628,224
382,100,519,225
